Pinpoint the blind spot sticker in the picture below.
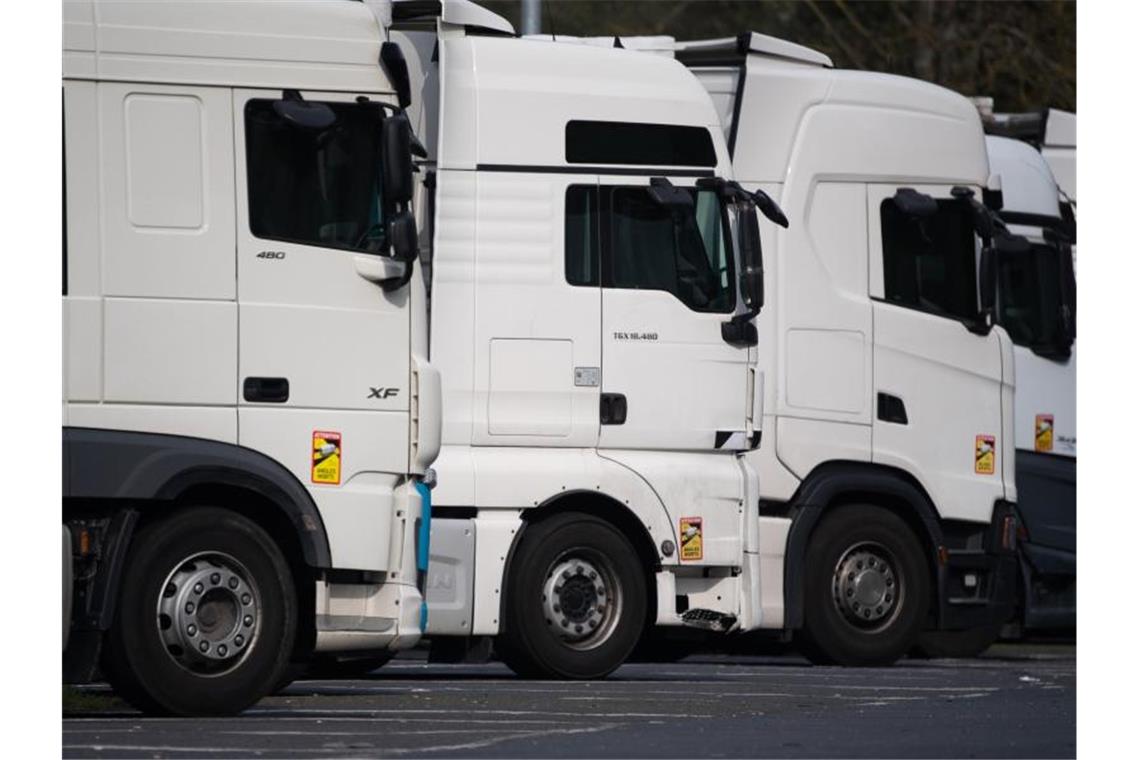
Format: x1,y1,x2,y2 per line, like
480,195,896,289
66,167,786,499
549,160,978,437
975,434,996,475
679,517,703,561
1035,414,1054,453
312,431,342,485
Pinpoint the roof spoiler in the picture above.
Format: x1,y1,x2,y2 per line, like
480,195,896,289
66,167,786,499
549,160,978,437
675,32,832,68
389,0,516,36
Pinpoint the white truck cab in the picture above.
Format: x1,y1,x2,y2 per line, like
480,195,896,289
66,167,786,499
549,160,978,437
555,32,1023,663
63,0,440,715
984,135,1076,631
382,8,790,679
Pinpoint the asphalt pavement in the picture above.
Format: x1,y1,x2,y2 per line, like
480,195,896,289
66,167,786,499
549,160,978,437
63,643,1075,759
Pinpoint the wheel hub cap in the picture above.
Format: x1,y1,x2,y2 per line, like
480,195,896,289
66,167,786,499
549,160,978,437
832,545,899,627
157,553,259,675
542,558,609,643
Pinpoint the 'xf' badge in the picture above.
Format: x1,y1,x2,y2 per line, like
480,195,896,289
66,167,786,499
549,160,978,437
369,387,399,399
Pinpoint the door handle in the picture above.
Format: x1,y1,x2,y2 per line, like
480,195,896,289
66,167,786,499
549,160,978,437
243,377,290,403
600,393,627,425
876,392,908,425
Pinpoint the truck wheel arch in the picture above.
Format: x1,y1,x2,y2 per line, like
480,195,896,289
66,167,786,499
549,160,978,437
780,461,944,631
64,428,332,568
496,490,662,633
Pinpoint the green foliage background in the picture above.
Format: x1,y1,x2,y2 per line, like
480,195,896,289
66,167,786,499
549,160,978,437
482,0,1076,112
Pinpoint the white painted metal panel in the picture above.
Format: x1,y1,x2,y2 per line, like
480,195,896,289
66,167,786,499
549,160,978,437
103,298,236,405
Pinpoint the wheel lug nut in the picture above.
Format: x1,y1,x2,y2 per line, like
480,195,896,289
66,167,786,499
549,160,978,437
185,602,195,614
241,593,252,605
561,619,569,627
243,615,253,627
562,570,570,580
193,583,204,594
846,589,853,597
234,635,244,647
187,624,197,636
589,619,598,628
876,606,883,614
885,594,892,603
228,577,239,589
863,609,871,618
589,571,597,580
210,573,221,585
199,641,209,653
575,624,583,633
217,644,228,656
553,605,561,613
856,561,863,569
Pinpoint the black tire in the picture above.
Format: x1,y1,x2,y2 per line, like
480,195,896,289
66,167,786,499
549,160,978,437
103,507,297,716
797,504,930,666
305,653,395,679
496,512,647,679
913,624,1003,659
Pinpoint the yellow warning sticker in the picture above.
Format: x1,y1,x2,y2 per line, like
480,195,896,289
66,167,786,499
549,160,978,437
679,517,703,561
312,430,342,485
1035,414,1054,453
975,435,996,475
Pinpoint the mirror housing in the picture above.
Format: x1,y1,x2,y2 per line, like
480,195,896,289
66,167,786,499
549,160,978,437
892,188,938,218
648,177,694,209
388,211,418,262
273,90,336,130
382,112,415,206
751,188,788,229
380,42,413,110
721,316,758,348
739,203,764,313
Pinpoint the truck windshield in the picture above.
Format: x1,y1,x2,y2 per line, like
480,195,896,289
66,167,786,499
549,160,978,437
995,242,1073,355
245,99,386,253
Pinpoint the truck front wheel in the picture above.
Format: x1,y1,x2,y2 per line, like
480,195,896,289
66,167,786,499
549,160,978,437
103,507,297,715
497,512,647,679
797,504,930,666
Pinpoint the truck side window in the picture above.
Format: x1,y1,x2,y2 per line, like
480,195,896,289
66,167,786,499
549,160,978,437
565,185,598,286
606,187,734,313
245,99,386,253
880,199,977,321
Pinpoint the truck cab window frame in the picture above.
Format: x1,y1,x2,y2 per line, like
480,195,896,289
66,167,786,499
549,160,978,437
565,184,736,314
879,197,979,323
245,98,388,255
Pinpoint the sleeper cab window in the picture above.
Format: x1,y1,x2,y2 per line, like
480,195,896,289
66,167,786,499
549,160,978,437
565,121,717,167
880,198,977,322
245,98,387,254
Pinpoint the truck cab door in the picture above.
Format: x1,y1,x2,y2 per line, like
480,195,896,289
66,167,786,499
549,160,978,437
596,178,752,452
867,184,1007,524
232,89,411,571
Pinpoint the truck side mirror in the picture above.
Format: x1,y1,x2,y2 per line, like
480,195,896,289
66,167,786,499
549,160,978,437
273,90,336,130
892,188,938,218
1059,244,1077,341
978,246,996,314
751,188,788,229
739,204,764,313
382,112,415,206
388,211,418,262
648,177,694,209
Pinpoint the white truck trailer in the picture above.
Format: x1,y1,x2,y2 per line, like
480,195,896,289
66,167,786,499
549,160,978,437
386,8,787,679
551,32,1024,664
983,135,1076,633
62,0,441,715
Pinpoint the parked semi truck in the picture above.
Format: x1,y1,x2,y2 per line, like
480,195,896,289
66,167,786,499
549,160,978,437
388,7,788,679
547,32,1023,664
984,136,1076,635
62,0,441,715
